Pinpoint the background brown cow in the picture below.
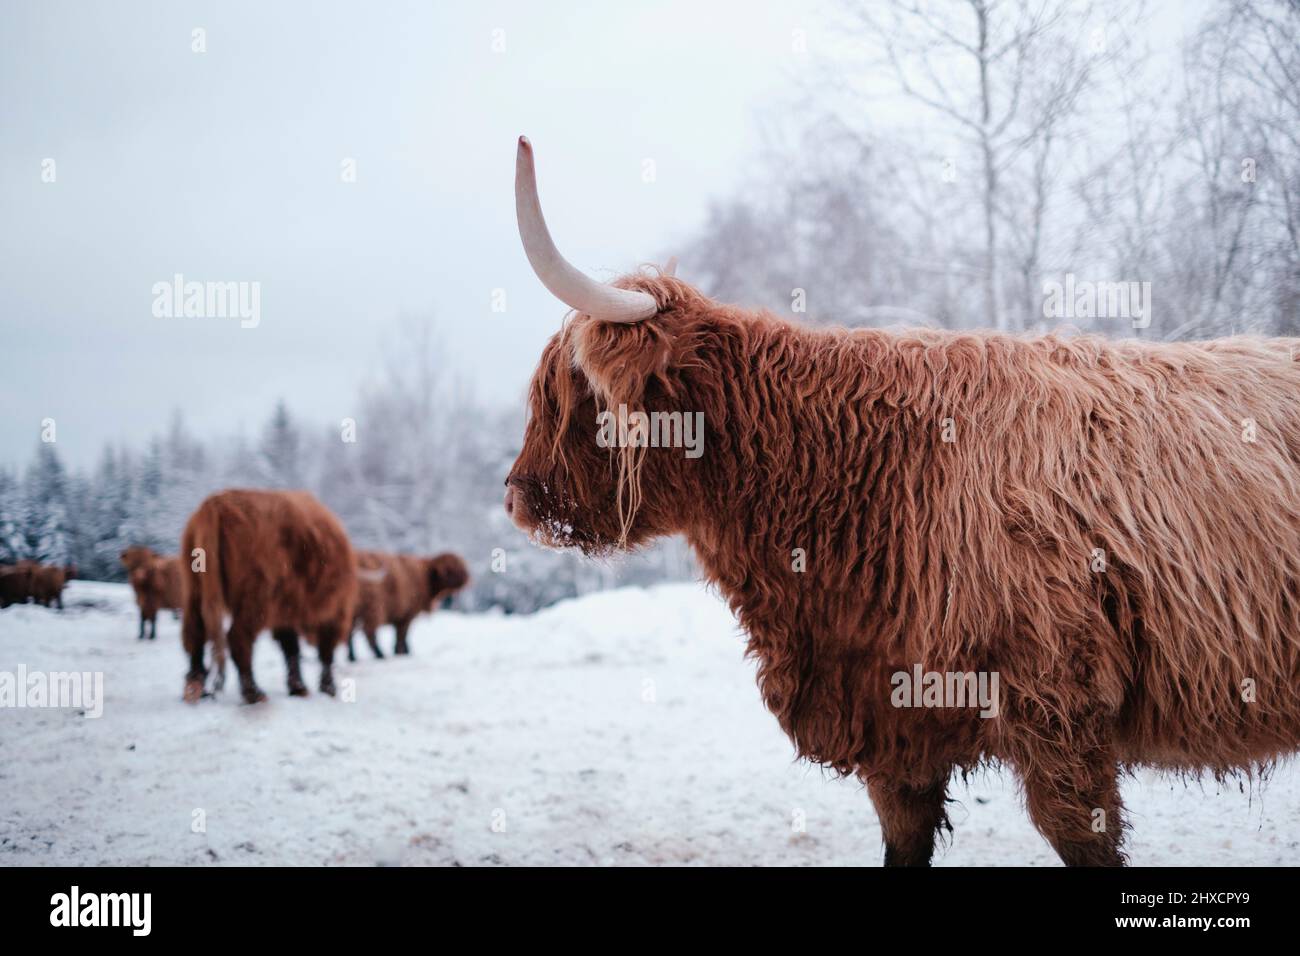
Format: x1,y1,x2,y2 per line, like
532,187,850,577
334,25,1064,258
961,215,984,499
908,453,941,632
1,561,74,610
29,563,75,609
180,488,357,704
120,547,183,640
0,562,35,608
349,550,470,660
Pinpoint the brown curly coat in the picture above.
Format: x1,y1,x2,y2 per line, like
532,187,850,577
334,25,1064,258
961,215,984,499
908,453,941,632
507,272,1300,866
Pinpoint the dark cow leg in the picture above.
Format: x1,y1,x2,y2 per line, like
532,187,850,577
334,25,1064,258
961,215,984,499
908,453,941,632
273,627,308,696
393,619,412,656
226,620,266,704
183,627,208,704
365,627,384,659
345,631,357,663
138,613,146,640
316,624,340,696
866,774,952,867
149,615,158,640
181,593,207,703
1020,752,1126,867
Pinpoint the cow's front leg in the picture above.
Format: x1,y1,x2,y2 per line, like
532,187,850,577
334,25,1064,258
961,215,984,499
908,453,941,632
138,613,146,640
273,627,308,696
865,773,952,867
1018,747,1126,866
393,618,412,655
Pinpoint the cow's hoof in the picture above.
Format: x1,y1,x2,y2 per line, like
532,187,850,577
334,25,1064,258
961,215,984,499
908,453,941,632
319,679,336,697
241,687,268,704
183,679,205,704
288,682,309,697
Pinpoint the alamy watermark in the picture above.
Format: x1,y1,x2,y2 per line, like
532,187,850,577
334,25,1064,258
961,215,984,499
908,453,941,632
890,664,1000,718
0,665,104,718
152,273,260,328
1042,273,1151,329
50,886,150,936
596,404,704,459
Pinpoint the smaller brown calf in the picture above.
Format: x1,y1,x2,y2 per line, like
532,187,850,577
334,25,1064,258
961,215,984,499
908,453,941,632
121,547,183,640
350,551,470,660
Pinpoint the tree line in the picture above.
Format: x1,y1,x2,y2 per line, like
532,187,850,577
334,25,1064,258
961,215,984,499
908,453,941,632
685,0,1298,340
0,320,693,614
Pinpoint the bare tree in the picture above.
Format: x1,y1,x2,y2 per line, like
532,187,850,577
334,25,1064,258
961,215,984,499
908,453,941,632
825,0,1139,330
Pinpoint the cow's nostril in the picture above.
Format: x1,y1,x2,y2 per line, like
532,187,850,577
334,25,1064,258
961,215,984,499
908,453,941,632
504,486,515,516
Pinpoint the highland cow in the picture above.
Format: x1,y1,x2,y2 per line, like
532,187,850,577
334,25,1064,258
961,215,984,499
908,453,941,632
29,563,75,609
348,550,470,660
0,563,35,608
180,489,357,704
506,136,1300,867
120,547,183,640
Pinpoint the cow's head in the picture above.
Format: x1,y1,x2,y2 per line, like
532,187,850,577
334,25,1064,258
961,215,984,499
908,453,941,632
505,137,719,556
120,546,155,572
427,552,470,606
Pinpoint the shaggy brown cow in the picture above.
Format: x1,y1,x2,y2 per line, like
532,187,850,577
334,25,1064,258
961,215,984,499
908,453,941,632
120,547,183,640
181,489,357,704
506,137,1300,867
349,550,470,660
0,562,35,608
29,563,75,609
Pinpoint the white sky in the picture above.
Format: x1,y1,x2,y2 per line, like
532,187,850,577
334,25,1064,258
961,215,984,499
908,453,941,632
0,0,1201,469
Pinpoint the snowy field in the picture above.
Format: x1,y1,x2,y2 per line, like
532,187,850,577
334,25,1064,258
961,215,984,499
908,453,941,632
2,579,1298,867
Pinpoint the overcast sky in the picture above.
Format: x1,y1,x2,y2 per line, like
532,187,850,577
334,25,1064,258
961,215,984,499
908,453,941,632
1,0,818,468
1,0,1199,470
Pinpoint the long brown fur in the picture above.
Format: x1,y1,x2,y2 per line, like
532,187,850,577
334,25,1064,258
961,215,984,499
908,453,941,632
29,564,74,609
350,550,470,659
507,271,1300,866
180,489,357,704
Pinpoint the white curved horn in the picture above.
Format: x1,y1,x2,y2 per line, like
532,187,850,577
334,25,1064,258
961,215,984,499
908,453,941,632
663,256,678,277
515,136,659,324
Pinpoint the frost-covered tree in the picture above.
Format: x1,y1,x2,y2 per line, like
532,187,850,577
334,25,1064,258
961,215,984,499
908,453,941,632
22,443,71,563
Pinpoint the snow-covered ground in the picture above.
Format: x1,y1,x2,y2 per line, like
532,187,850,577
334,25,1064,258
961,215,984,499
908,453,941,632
1,579,1297,866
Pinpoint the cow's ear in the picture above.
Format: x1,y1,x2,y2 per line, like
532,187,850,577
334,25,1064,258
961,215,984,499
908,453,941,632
569,316,670,408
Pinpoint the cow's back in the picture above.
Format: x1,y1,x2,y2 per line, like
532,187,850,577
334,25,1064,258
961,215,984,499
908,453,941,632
192,489,357,634
389,555,431,621
354,549,390,629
